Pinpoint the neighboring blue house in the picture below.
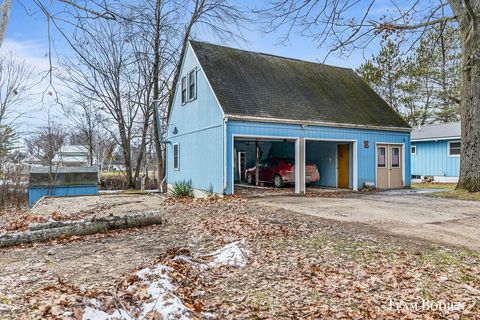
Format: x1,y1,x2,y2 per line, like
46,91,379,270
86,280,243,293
411,122,461,183
165,40,412,196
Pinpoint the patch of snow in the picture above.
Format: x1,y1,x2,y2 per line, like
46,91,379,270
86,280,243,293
83,264,192,320
206,240,251,268
83,305,133,320
82,241,250,320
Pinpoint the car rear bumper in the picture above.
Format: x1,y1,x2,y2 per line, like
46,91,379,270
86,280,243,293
281,172,320,183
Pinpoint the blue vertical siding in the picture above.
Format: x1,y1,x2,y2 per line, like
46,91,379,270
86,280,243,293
166,44,225,193
227,121,411,194
305,141,337,187
411,140,460,177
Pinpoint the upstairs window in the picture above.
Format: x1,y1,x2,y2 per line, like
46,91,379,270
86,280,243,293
411,145,416,155
448,141,461,156
173,144,180,170
181,76,187,104
188,69,196,101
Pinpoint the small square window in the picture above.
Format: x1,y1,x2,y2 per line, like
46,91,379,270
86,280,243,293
188,70,196,101
181,77,187,104
173,144,180,170
411,145,416,155
377,147,386,168
449,141,461,156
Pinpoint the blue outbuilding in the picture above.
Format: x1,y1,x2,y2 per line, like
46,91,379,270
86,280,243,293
411,122,461,183
28,166,99,207
165,41,412,196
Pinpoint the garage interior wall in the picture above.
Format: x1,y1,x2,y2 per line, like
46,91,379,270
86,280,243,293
305,141,353,188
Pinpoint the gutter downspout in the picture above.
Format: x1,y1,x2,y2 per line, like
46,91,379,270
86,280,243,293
223,116,228,194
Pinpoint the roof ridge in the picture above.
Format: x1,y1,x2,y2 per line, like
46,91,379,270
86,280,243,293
189,39,353,71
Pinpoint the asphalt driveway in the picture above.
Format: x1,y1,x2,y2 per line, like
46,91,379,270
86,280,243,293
253,190,480,250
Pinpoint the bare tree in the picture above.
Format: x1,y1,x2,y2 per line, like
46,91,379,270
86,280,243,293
0,54,32,127
61,18,159,188
64,98,110,166
25,118,67,166
258,0,480,191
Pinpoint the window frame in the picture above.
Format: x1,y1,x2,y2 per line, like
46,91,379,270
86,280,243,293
173,143,180,170
181,76,187,105
411,145,416,155
188,69,197,101
377,147,386,168
391,147,400,168
448,140,461,157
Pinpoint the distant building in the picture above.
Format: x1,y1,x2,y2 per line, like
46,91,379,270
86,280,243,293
52,145,90,167
24,154,44,167
411,122,461,183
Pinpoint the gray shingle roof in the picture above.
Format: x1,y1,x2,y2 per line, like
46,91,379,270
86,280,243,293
411,122,461,141
190,40,410,129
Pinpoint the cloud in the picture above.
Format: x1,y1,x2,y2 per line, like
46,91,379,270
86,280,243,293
0,38,68,132
1,38,51,72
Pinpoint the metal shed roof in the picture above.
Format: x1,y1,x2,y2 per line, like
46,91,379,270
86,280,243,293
411,122,461,141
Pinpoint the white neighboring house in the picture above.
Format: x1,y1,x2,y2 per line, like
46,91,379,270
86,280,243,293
52,145,90,167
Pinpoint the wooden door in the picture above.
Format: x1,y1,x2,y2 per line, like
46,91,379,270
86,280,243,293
376,144,389,189
337,144,350,188
389,145,403,188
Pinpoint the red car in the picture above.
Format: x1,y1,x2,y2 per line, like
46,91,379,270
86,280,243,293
245,158,320,188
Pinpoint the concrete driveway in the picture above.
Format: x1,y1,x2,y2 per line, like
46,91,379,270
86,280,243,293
253,190,480,250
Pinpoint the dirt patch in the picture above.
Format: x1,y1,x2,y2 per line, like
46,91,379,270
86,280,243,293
0,195,479,319
29,193,165,219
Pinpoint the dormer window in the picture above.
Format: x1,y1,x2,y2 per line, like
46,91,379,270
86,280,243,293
181,76,187,104
188,69,196,101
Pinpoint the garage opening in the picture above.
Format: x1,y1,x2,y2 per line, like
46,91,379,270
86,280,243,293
305,140,355,190
233,137,297,195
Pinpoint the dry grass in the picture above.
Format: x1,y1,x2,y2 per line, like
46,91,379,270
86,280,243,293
431,189,480,201
411,183,455,190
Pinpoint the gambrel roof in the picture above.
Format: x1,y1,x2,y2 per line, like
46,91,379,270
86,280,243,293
190,40,410,130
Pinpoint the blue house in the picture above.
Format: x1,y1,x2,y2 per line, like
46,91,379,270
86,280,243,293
411,122,461,183
165,41,411,196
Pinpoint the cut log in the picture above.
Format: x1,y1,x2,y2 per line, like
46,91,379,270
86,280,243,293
0,211,162,248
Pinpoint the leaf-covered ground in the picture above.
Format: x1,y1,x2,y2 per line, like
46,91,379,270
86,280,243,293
0,196,479,319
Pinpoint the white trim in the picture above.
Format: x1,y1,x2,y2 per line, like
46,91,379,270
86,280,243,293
295,139,301,193
411,144,417,155
223,118,228,192
352,141,358,191
374,142,405,189
187,68,197,102
173,143,180,171
412,136,461,142
180,76,187,105
448,140,461,157
226,114,412,132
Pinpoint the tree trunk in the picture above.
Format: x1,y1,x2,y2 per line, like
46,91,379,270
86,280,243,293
457,17,480,192
0,211,162,248
152,0,164,191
